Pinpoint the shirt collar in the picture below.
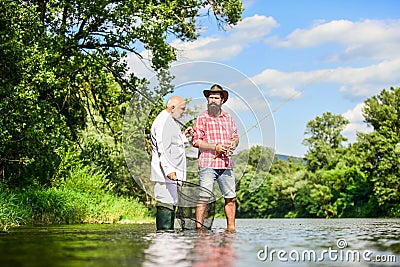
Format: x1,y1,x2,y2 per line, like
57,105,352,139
206,109,227,118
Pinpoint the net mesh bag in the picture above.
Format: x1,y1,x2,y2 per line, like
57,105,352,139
176,181,216,230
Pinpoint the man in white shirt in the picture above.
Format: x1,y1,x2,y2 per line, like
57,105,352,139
150,96,193,230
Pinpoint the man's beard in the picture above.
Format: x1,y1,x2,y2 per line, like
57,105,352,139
208,103,221,117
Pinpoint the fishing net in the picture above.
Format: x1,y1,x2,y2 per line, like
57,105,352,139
176,181,216,231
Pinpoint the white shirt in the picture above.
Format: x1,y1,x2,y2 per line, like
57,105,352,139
150,110,187,182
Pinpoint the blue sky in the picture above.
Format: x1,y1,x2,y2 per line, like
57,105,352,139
128,0,400,157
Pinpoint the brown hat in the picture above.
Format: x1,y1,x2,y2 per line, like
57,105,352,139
203,84,229,103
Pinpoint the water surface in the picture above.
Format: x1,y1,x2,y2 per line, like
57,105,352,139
1,218,399,266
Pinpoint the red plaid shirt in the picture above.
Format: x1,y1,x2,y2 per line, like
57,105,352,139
192,110,238,169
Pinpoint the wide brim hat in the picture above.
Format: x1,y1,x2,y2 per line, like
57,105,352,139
203,84,229,103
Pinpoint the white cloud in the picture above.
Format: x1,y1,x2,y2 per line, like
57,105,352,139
236,18,400,100
225,95,270,113
342,103,373,144
126,16,400,101
342,103,365,122
247,57,400,101
171,15,279,61
249,69,332,100
270,19,400,61
126,14,278,77
332,58,400,98
242,0,258,9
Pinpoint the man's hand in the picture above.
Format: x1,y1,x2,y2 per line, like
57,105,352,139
229,138,239,150
214,143,228,159
216,144,227,154
184,127,194,137
167,172,177,181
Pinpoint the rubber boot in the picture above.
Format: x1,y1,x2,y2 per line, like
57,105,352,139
155,205,176,231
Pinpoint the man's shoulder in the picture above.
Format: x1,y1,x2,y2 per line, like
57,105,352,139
157,110,170,120
152,110,170,127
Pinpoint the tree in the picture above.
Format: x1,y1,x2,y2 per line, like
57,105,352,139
0,1,71,187
235,148,310,218
235,146,276,217
330,165,377,217
302,112,349,171
357,87,400,216
0,0,244,188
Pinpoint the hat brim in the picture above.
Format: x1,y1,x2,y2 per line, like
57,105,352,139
203,90,229,103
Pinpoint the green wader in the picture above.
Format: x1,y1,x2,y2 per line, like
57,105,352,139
155,202,176,231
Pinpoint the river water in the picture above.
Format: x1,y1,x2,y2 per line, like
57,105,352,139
1,218,399,267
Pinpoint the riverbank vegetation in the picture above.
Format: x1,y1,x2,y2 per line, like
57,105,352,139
0,148,152,231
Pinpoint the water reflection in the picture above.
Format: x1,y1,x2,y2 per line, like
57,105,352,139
0,224,154,267
192,231,236,267
143,229,236,267
143,231,192,267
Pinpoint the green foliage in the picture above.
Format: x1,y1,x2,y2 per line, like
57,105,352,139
356,87,400,216
236,147,289,218
332,165,377,217
17,187,88,224
236,172,278,218
303,112,349,172
0,1,70,187
0,186,28,230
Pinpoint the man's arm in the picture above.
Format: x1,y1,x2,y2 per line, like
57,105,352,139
193,140,227,154
156,119,177,180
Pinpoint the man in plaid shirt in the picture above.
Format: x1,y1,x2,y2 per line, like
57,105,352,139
192,84,239,232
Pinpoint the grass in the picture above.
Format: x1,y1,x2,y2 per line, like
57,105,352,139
0,186,153,231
